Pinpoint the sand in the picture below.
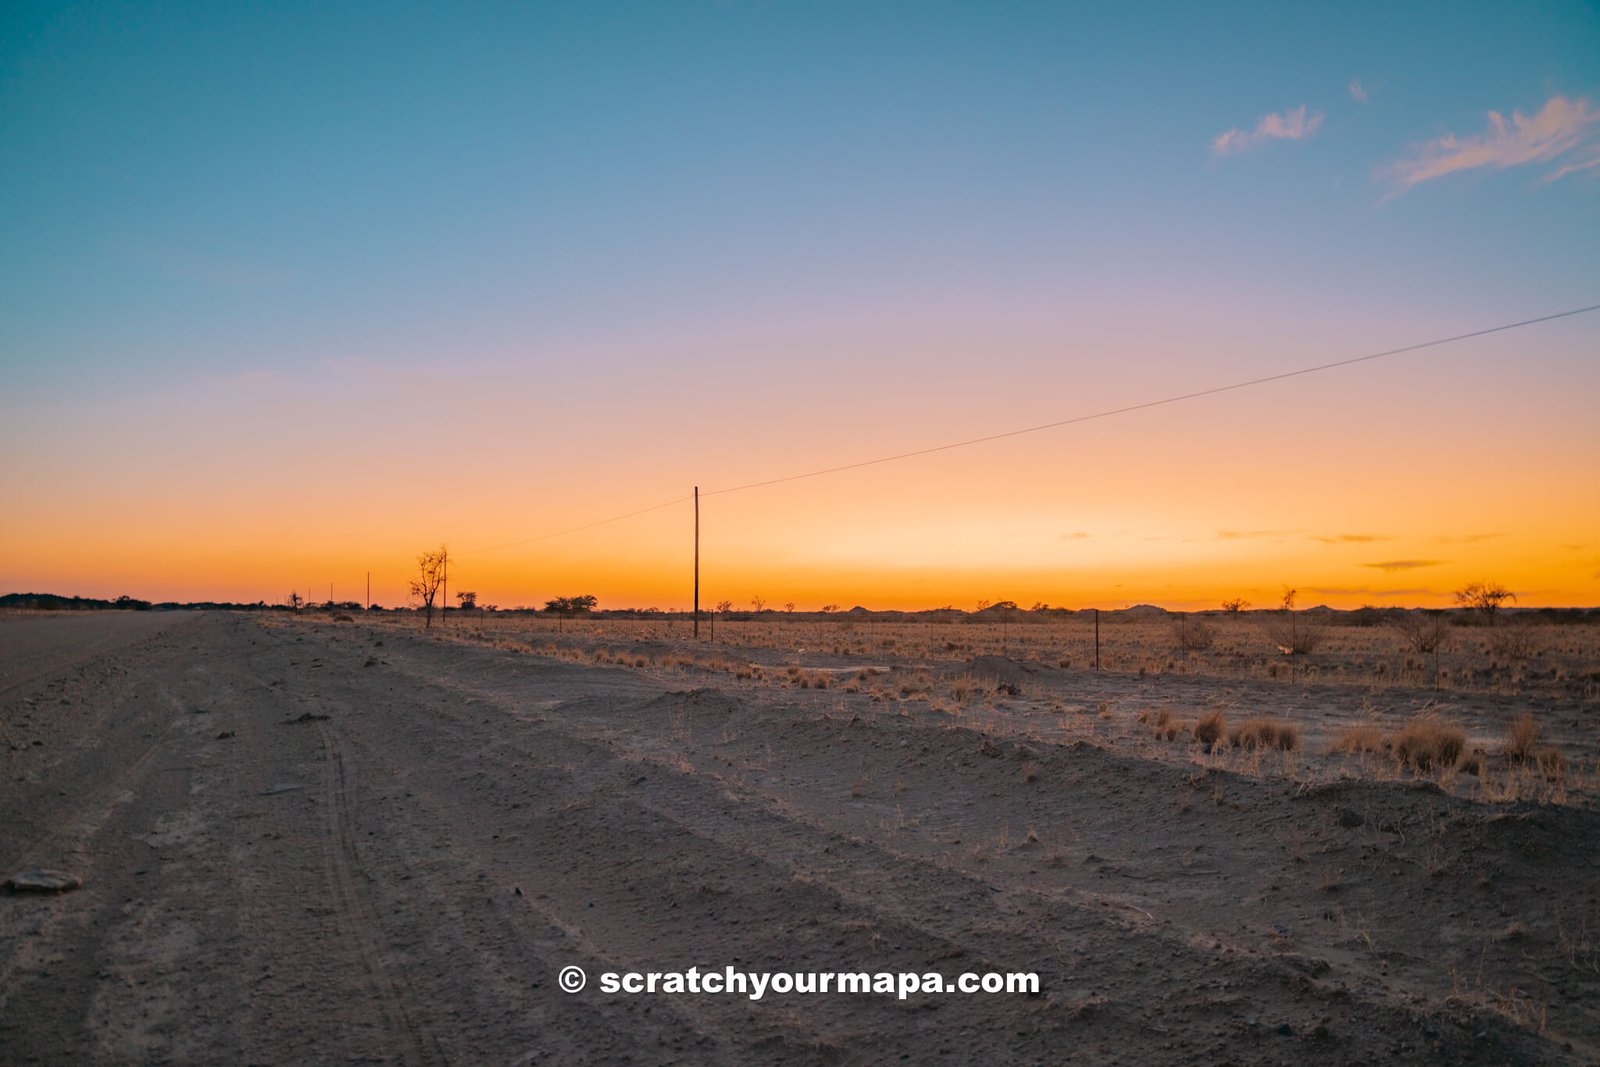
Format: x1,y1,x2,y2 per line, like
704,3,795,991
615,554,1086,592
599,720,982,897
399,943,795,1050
2,611,1596,1064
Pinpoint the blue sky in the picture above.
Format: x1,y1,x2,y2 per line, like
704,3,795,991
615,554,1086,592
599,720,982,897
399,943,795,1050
4,1,1596,392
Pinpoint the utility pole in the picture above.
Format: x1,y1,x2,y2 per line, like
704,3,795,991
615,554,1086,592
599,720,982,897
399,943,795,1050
442,553,448,627
693,486,700,640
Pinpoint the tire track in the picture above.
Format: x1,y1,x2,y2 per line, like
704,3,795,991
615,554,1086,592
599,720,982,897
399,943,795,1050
314,723,450,1067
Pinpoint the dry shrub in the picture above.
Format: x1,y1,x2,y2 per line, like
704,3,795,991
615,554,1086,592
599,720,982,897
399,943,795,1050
1333,722,1385,755
1386,610,1449,653
1265,617,1326,655
1229,717,1302,751
1488,626,1540,664
1392,715,1466,771
1503,713,1540,763
1172,616,1215,651
1136,708,1173,732
1194,710,1227,748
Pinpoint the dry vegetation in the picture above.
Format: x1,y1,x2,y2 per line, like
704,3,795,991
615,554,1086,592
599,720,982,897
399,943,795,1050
364,609,1600,808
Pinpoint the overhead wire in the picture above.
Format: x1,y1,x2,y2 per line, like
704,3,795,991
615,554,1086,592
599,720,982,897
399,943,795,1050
459,302,1599,555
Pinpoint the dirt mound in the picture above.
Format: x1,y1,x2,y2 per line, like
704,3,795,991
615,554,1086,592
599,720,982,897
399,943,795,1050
640,687,743,724
964,655,1042,688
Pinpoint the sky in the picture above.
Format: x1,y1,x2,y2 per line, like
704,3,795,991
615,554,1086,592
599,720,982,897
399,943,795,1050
2,1,1598,611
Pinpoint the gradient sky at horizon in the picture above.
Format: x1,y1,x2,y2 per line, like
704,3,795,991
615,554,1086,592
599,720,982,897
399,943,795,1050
3,1,1598,610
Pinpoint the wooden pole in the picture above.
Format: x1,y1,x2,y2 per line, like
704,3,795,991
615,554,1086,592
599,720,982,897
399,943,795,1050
1094,608,1100,670
442,553,448,627
694,486,700,640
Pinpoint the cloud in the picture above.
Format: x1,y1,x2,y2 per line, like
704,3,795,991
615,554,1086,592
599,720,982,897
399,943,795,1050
1349,79,1369,105
1430,533,1500,545
1379,94,1600,193
1217,529,1298,540
1312,533,1391,544
1060,531,1090,541
1306,586,1432,598
1362,559,1445,572
1212,105,1324,156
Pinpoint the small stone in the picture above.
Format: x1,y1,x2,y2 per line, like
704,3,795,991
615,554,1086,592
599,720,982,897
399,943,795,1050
6,868,82,893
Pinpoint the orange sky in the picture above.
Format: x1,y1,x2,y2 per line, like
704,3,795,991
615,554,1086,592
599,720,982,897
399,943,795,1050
6,314,1598,611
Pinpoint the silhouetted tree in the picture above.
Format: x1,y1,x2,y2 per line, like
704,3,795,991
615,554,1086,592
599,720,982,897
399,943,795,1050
410,546,447,629
543,595,597,615
1454,581,1515,626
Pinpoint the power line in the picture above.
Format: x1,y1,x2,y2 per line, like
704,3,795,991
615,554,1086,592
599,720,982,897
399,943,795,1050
461,302,1598,553
702,303,1600,497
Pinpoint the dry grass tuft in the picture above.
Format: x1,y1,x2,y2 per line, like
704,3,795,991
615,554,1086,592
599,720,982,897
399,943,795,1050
1503,713,1540,763
1228,717,1301,751
1534,746,1568,780
1193,710,1227,748
1333,721,1385,755
1391,714,1466,771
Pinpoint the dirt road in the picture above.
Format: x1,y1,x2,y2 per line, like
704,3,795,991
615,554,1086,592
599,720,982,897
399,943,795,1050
2,612,1595,1063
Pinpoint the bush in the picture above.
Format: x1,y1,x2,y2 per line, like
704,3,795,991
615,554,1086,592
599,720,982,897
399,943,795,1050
1333,722,1385,755
1503,713,1540,762
1194,710,1227,747
1229,717,1301,751
1392,715,1466,771
1172,616,1215,651
1386,610,1449,654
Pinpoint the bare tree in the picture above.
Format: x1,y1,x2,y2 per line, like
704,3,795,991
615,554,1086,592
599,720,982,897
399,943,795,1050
409,546,447,629
715,599,733,616
1454,581,1515,626
749,595,766,612
286,591,303,614
784,601,796,613
456,590,477,611
1220,597,1250,613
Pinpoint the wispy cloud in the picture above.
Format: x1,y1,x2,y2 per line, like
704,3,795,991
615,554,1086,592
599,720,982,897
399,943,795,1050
1349,79,1369,105
1212,105,1324,157
1312,533,1391,544
1379,94,1600,193
1060,531,1091,541
1306,586,1432,599
1217,529,1299,540
1363,559,1445,572
1430,533,1500,545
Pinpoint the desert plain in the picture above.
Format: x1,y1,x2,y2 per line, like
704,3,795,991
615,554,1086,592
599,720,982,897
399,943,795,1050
1,606,1597,1064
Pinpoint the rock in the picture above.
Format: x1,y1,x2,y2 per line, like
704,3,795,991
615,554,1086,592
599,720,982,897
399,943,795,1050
6,868,82,893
